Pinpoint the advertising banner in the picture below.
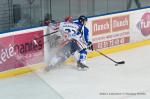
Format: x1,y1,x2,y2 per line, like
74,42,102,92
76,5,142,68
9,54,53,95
88,8,150,50
130,10,150,42
0,30,44,72
91,14,130,49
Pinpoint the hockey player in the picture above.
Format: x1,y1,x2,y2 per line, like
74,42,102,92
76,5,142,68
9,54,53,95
75,15,93,70
45,16,80,71
45,15,93,71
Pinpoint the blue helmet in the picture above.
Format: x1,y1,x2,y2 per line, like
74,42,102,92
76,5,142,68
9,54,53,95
78,15,87,24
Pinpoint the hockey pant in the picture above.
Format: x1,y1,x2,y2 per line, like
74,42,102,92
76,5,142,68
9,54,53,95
50,39,87,66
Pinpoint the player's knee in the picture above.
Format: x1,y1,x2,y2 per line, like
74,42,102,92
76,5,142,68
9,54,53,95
79,49,87,55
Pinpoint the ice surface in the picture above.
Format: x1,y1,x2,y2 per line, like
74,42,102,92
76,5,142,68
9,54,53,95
0,73,63,99
1,45,150,99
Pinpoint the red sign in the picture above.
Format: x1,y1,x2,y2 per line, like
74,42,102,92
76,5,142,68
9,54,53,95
140,12,150,36
92,18,111,36
92,14,130,50
93,36,130,49
112,15,130,32
0,30,44,72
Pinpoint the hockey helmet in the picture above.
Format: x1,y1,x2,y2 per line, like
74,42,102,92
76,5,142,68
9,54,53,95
65,16,73,22
78,15,88,24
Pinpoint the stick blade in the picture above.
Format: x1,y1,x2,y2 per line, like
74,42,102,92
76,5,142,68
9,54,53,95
117,61,125,64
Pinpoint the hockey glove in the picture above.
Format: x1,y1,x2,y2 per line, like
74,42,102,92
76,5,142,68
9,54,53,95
88,42,93,51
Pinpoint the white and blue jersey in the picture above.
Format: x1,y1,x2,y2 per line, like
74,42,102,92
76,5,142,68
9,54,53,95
59,22,79,41
75,21,90,45
59,21,87,49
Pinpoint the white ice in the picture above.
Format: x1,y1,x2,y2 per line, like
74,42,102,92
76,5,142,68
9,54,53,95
0,45,150,99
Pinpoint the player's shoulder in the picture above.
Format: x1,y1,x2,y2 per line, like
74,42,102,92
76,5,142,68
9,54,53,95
74,21,82,28
71,22,79,27
59,22,66,25
60,22,74,25
74,21,80,25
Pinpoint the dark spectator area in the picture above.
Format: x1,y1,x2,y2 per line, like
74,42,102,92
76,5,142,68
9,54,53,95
0,0,149,33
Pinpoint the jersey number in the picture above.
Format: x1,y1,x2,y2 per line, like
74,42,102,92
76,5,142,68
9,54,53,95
65,29,76,34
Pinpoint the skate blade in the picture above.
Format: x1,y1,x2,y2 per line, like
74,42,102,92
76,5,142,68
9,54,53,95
77,67,89,71
44,64,55,72
44,64,61,72
44,66,51,72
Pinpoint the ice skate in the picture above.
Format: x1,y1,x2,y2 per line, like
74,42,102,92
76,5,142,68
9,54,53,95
44,64,54,72
77,61,89,71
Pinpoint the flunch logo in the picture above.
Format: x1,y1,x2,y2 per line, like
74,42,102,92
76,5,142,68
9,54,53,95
112,15,129,32
92,18,111,36
139,12,150,36
92,15,130,36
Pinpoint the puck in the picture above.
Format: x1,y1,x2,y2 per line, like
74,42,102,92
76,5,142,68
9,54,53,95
115,64,118,66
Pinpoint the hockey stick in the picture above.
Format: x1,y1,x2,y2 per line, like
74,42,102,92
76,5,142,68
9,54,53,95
75,39,125,66
35,30,58,40
95,50,125,66
33,30,58,45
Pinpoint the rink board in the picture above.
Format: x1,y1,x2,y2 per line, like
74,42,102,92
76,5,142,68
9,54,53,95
0,40,150,79
0,27,47,78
